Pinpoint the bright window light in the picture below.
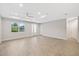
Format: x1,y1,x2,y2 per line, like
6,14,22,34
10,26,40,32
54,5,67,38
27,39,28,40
32,24,37,33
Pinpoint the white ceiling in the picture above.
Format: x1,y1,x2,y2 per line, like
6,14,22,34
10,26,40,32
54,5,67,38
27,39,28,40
0,3,79,23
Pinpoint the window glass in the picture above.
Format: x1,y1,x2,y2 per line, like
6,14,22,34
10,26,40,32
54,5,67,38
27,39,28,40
19,23,25,32
11,23,18,32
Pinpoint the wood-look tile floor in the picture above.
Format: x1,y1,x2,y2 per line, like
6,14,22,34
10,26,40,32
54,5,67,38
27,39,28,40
0,36,79,56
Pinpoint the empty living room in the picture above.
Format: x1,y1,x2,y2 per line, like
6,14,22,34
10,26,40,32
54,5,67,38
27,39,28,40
0,3,79,56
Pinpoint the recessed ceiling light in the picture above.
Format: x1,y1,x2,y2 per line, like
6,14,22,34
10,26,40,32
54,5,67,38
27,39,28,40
38,12,41,15
19,3,23,7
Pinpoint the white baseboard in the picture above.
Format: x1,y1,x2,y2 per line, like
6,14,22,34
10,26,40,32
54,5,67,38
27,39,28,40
40,34,66,40
2,35,40,42
41,34,79,43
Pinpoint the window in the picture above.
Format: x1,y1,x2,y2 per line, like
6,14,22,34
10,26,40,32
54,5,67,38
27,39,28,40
11,22,25,32
11,23,18,32
19,23,25,32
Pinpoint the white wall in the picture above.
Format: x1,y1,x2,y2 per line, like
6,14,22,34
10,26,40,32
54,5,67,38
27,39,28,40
40,19,66,39
2,18,40,41
78,17,79,40
0,16,2,43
